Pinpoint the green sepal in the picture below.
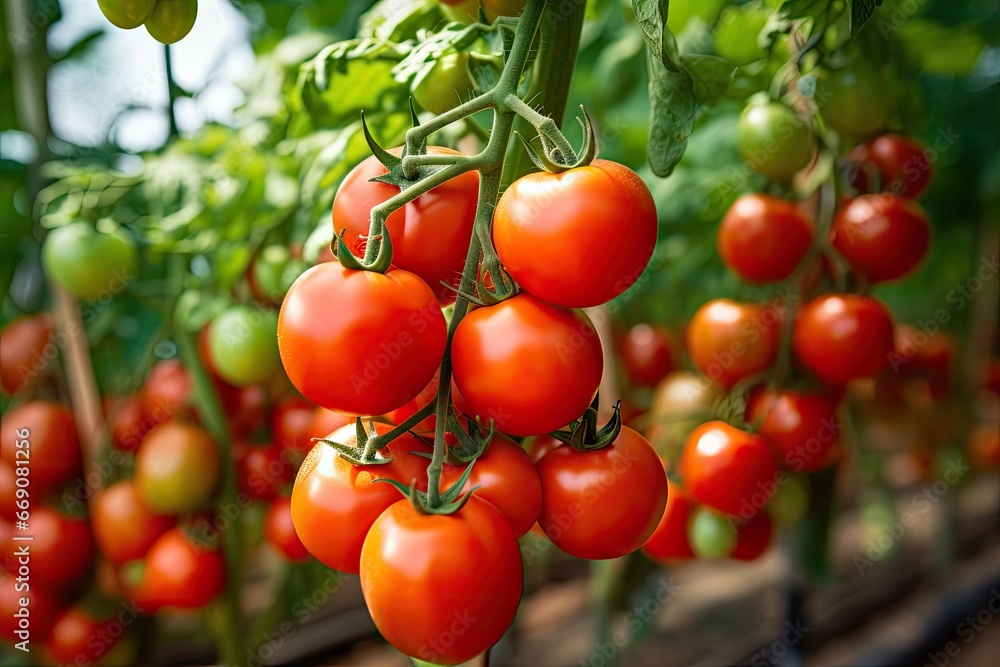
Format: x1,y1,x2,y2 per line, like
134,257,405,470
360,110,402,172
445,409,495,463
512,105,599,173
375,461,481,516
551,398,623,452
335,225,393,274
318,418,394,466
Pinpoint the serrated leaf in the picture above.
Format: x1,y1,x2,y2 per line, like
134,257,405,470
632,0,683,72
646,52,696,177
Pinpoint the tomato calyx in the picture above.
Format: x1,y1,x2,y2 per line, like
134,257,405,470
551,397,623,452
511,104,598,173
377,459,481,516
446,410,496,463
318,418,397,466
335,226,394,273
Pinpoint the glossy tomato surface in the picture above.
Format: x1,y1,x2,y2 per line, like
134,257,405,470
1,401,80,495
493,160,657,308
849,133,932,199
686,300,781,389
272,396,316,453
731,511,775,561
92,480,175,564
618,324,676,388
264,496,310,562
642,478,697,563
234,441,295,502
451,294,603,436
134,422,220,515
718,194,814,283
132,528,225,610
831,194,930,283
746,388,840,473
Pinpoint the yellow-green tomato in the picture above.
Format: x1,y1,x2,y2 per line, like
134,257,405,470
42,222,137,301
145,0,198,45
715,5,770,66
689,506,737,558
135,422,219,515
817,60,893,137
98,0,156,29
768,473,809,525
738,100,815,182
412,52,476,115
209,305,280,386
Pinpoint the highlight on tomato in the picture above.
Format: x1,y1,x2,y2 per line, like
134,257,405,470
128,527,226,611
618,323,677,388
849,133,933,199
718,194,814,283
831,194,931,283
92,480,175,564
746,387,841,473
134,421,220,515
686,299,781,389
264,496,310,562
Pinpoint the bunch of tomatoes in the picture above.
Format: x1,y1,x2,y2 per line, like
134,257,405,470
97,0,198,44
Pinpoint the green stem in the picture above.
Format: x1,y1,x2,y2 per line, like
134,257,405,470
164,44,179,138
504,94,578,162
359,400,438,461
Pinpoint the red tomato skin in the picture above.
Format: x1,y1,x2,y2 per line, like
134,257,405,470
360,497,523,666
290,424,428,574
0,314,53,396
831,194,931,283
383,373,440,434
536,427,668,559
47,608,119,664
891,324,953,397
718,194,814,283
105,394,151,452
264,496,310,562
1,572,59,642
132,528,226,611
793,294,895,385
278,263,447,416
492,160,658,308
0,464,16,521
234,441,295,502
642,478,697,563
680,421,778,519
333,147,479,305
731,511,774,561
451,294,604,436
746,388,841,473
271,396,316,453
305,407,352,443
92,481,175,564
441,434,542,537
849,134,932,199
686,300,781,389
138,359,192,425
9,506,93,589
1,401,81,495
619,324,676,388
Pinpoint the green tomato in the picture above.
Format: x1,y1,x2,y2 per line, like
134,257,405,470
251,245,291,303
145,0,198,45
208,305,280,386
714,5,770,66
768,473,809,525
97,0,156,29
817,60,892,137
666,0,728,34
738,100,815,182
412,52,476,115
689,506,737,558
42,222,137,301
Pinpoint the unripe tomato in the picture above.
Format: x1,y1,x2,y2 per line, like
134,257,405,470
145,0,197,44
92,481,175,564
264,496,310,562
47,608,120,665
290,424,428,574
689,506,736,558
42,222,136,301
793,294,894,385
686,300,781,389
681,421,778,519
1,401,81,495
333,147,478,305
412,52,476,115
618,324,676,388
731,511,774,561
278,263,447,416
714,5,769,66
14,506,93,589
1,576,58,643
767,473,809,525
817,60,892,137
849,134,933,199
208,305,280,386
131,528,225,610
738,101,815,182
746,388,840,472
0,314,53,396
360,497,523,666
451,294,603,436
250,245,303,304
493,160,658,308
134,422,220,515
537,427,667,559
642,478,698,563
831,194,931,283
98,0,155,29
718,194,814,282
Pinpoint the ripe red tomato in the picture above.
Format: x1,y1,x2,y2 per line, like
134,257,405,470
731,512,774,561
13,506,93,589
138,359,191,425
537,427,667,559
746,388,840,473
680,421,777,519
278,262,447,416
526,434,562,463
305,407,353,443
224,383,269,439
1,574,58,643
131,528,226,611
891,324,952,397
0,314,52,396
849,134,932,199
441,434,542,538
47,608,119,664
333,147,478,304
92,480,175,564
642,478,697,563
234,441,294,501
493,160,657,308
1,401,81,495
793,294,894,385
831,194,930,283
264,496,310,562
618,324,676,388
290,424,428,574
134,422,220,515
451,294,603,436
718,194,814,283
360,497,522,665
104,394,151,452
686,300,781,389
272,396,316,453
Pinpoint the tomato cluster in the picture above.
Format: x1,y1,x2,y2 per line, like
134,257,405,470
97,0,197,44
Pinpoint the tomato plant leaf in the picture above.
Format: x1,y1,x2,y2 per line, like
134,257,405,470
896,20,986,76
848,0,882,36
358,0,444,42
681,54,734,102
646,52,696,178
632,0,682,73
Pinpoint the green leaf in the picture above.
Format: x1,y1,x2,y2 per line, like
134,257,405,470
681,54,733,102
848,0,882,36
896,20,985,76
779,0,832,21
646,52,696,177
51,29,104,64
358,0,444,42
632,0,683,72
